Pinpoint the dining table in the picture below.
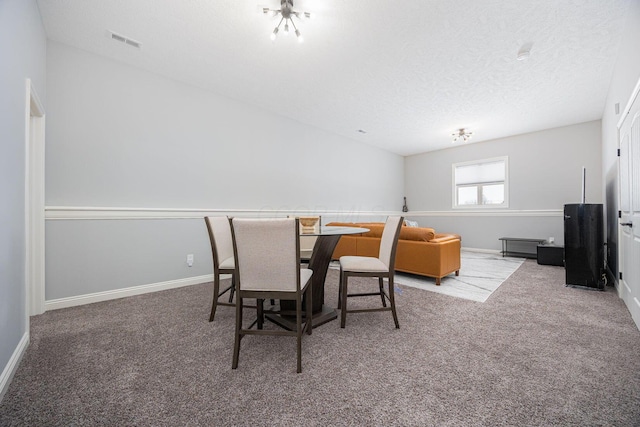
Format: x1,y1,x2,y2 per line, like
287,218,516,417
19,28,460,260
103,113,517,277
266,225,369,330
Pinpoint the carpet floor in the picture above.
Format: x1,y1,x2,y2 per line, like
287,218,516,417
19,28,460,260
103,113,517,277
1,261,640,426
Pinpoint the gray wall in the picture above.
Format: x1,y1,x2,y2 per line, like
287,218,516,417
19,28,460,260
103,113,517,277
0,0,46,392
601,0,640,281
404,121,603,250
45,41,404,300
45,219,212,300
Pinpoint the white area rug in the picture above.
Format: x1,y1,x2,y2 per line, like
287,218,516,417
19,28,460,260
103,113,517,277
329,251,525,302
394,251,525,302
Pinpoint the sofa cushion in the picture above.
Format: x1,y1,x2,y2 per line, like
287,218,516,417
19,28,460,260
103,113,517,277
361,224,385,238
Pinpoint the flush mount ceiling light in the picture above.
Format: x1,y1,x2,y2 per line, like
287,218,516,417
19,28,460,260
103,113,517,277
263,0,312,43
517,42,533,61
517,49,531,61
452,128,473,143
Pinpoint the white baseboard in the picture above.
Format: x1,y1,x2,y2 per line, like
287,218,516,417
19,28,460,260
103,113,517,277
0,332,29,403
45,274,215,311
462,247,501,255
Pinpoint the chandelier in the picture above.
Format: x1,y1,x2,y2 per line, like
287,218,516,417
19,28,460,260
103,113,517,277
452,128,473,143
263,0,312,43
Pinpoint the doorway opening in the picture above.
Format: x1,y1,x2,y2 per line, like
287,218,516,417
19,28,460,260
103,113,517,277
25,79,46,319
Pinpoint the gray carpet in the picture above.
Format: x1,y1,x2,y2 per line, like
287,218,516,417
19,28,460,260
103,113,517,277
1,260,640,426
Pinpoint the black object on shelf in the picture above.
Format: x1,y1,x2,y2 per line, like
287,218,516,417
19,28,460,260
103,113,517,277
537,245,564,266
563,204,604,289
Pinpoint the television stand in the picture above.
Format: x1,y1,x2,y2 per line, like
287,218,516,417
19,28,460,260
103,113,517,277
498,237,546,259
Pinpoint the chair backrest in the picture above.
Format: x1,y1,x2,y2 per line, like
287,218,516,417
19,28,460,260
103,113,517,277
205,216,234,269
231,218,300,292
378,216,405,269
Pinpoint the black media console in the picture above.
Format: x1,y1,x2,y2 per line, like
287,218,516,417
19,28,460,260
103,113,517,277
498,237,546,259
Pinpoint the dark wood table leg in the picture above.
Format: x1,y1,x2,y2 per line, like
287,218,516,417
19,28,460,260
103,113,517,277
267,234,342,330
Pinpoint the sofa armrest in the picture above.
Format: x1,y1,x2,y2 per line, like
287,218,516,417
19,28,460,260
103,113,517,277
395,239,461,278
430,234,461,244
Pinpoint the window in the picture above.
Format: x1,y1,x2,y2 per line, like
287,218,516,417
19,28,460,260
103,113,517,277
453,157,508,208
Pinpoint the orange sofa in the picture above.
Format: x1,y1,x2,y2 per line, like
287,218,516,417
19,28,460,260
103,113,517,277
328,222,461,285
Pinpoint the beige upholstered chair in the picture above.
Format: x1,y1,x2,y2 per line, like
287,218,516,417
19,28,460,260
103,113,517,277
230,217,313,373
338,216,404,329
204,216,236,322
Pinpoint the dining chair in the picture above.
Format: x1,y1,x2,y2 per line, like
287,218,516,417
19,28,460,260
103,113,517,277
230,217,313,373
204,216,236,322
338,216,404,329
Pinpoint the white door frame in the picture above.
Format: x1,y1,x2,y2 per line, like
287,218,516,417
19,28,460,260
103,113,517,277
25,78,46,318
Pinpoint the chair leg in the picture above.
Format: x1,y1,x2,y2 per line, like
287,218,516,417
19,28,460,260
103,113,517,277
296,297,302,374
228,275,235,303
209,273,220,322
232,295,243,369
306,285,313,335
340,273,348,328
337,267,343,309
388,276,400,329
257,299,264,330
379,277,387,307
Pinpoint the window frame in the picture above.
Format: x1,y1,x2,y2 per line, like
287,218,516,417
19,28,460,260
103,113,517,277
452,156,509,209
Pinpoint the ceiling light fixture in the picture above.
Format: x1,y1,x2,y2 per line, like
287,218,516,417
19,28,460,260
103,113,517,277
263,0,311,43
517,50,531,61
517,43,533,61
452,128,473,143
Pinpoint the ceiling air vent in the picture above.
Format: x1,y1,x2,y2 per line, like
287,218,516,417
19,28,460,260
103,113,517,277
107,30,142,49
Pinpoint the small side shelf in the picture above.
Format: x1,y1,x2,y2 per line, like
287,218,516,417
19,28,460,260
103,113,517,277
498,237,546,259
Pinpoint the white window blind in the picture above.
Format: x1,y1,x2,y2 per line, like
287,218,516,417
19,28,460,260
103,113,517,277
455,160,505,185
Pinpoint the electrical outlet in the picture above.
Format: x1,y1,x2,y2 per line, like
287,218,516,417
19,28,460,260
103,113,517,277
187,254,194,267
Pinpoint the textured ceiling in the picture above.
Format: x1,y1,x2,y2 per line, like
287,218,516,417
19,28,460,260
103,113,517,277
36,0,631,156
